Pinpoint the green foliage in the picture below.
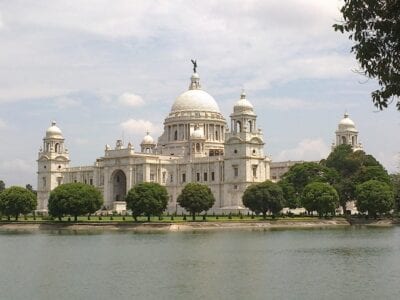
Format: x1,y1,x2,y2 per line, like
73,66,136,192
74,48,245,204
126,182,169,221
356,180,394,217
324,145,390,212
279,162,338,208
0,186,37,220
0,180,5,193
390,174,400,211
48,183,103,221
301,182,339,217
334,0,400,110
177,183,215,221
242,180,284,219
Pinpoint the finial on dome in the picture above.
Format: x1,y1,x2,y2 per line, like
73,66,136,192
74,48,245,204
51,120,56,126
241,89,246,99
344,111,349,118
189,60,201,90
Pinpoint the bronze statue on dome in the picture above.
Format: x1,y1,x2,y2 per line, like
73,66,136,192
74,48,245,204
191,59,197,73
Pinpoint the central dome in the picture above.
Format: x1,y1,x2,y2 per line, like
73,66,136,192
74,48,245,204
171,89,220,113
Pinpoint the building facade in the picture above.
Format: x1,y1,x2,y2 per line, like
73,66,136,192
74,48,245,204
36,68,363,214
37,70,271,213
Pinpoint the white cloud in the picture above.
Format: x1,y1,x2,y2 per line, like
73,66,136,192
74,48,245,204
0,158,32,172
120,119,159,135
274,138,330,162
54,96,81,109
0,118,6,129
118,93,145,107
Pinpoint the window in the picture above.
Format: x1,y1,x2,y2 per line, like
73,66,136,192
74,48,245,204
55,143,60,153
196,143,200,152
182,173,186,183
252,165,258,178
57,177,62,186
215,130,219,140
234,149,237,154
162,172,166,183
204,172,208,181
89,179,93,185
174,130,178,140
170,174,174,183
234,185,238,190
234,167,239,177
196,173,200,182
42,177,46,188
211,172,215,181
150,174,155,182
84,179,87,184
252,149,256,155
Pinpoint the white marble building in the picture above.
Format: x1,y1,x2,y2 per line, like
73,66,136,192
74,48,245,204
36,67,362,214
37,69,271,213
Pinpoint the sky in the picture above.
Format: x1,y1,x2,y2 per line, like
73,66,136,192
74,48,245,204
0,0,399,188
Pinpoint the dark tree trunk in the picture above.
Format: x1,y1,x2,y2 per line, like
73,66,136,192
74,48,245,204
74,215,77,222
262,212,266,220
58,216,62,221
147,215,150,222
192,212,196,221
133,215,137,222
15,214,18,221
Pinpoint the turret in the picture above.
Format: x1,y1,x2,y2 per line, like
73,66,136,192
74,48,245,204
37,121,70,212
333,112,363,151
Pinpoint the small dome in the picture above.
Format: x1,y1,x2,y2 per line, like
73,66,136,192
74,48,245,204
338,112,357,131
46,121,63,138
233,91,254,113
141,132,155,145
190,127,205,139
171,89,220,113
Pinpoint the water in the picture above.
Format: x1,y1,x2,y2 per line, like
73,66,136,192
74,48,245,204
1,226,400,300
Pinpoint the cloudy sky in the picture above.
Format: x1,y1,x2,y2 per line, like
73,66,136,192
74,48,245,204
0,0,399,187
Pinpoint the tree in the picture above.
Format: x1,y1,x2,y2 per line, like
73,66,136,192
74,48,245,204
323,145,389,213
125,182,169,221
242,181,284,219
0,186,37,220
301,182,339,218
390,174,400,211
48,183,103,221
334,0,400,110
177,183,215,221
0,180,5,193
356,180,394,217
279,162,338,208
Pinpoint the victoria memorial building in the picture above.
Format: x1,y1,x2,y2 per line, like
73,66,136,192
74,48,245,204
36,66,362,213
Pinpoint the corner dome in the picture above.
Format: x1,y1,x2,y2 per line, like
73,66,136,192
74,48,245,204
46,121,63,138
338,112,357,131
141,132,155,145
234,91,254,113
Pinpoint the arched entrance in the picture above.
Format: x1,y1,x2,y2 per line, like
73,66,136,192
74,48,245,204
111,170,127,201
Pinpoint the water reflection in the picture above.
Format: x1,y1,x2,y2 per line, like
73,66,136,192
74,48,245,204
0,226,399,300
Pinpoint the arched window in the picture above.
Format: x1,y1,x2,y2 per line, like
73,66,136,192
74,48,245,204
46,143,50,152
236,121,242,133
351,136,355,146
341,136,347,144
196,143,200,152
55,143,60,153
248,120,252,132
215,130,219,140
174,130,178,141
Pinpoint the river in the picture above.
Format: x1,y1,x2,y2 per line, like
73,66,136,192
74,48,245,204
1,226,399,300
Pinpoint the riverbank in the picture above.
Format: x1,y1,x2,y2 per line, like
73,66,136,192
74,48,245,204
0,218,395,232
